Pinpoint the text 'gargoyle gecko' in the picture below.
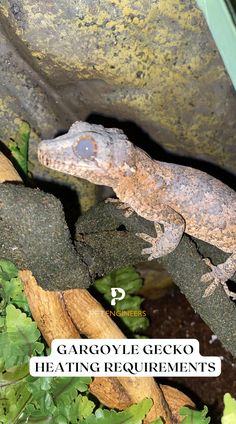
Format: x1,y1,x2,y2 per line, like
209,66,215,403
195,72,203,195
38,121,236,299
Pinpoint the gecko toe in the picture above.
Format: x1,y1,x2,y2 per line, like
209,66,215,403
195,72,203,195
202,258,213,268
203,281,219,297
201,268,236,299
200,272,215,284
105,199,134,217
123,209,134,218
141,247,153,255
136,232,155,244
141,247,155,260
117,203,135,217
138,233,159,260
105,197,118,203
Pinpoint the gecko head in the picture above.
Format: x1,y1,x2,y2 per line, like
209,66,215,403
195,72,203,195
38,121,137,185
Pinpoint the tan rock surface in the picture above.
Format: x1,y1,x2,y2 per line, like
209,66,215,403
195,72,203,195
0,0,235,179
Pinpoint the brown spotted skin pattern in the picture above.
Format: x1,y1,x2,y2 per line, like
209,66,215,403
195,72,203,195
38,121,236,299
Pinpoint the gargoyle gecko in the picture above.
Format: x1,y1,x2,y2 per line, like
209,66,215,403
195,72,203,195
38,122,236,299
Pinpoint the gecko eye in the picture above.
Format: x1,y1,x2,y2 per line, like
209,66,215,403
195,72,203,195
73,137,96,159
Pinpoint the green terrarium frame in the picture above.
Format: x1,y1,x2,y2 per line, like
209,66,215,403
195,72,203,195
197,0,236,89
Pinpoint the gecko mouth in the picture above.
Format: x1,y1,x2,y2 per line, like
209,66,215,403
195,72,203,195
37,142,67,170
37,145,53,168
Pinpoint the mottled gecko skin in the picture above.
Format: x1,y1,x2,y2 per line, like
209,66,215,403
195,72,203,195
38,122,236,299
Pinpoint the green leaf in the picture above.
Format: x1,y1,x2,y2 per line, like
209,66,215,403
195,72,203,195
75,395,95,420
222,393,236,424
0,260,30,315
8,121,30,176
0,380,32,424
0,363,29,387
0,304,44,368
1,276,30,314
59,394,95,423
20,377,93,423
50,376,92,404
0,259,18,280
94,267,149,334
95,267,143,294
180,406,211,423
26,376,53,399
150,419,164,424
80,398,153,424
21,376,57,421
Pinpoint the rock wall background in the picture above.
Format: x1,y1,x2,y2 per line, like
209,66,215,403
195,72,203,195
0,0,235,182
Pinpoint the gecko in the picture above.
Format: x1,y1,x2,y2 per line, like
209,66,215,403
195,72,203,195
38,121,236,299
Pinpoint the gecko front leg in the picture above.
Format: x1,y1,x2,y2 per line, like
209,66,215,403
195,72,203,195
201,253,236,299
105,198,135,217
136,205,185,260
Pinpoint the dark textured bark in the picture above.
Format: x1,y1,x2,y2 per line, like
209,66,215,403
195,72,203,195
0,183,90,290
76,201,236,357
0,183,236,357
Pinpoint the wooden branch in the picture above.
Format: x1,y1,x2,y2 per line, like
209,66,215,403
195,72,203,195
21,271,80,343
0,152,22,182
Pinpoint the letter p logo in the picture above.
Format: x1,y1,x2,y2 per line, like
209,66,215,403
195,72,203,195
111,288,126,306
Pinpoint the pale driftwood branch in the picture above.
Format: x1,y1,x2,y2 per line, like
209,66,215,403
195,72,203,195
0,152,22,183
20,270,194,424
21,271,80,343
